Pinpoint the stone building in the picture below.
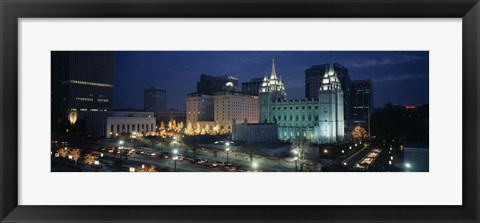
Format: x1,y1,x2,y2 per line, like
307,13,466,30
258,58,345,144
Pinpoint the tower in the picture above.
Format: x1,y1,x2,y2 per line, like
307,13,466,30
316,59,345,144
259,58,287,123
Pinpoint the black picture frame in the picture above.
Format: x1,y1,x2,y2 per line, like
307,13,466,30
1,0,479,222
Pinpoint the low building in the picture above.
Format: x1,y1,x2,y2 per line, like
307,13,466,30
156,109,186,125
87,111,156,138
232,121,278,143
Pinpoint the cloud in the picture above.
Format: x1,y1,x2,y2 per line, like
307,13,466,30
347,54,426,68
372,74,428,82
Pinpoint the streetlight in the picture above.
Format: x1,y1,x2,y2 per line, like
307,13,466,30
129,167,135,172
294,157,298,172
100,153,104,158
173,156,178,171
226,147,230,164
173,149,178,171
94,160,100,172
252,162,258,172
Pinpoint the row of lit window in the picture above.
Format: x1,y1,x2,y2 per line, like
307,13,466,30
76,97,93,101
70,108,108,112
275,115,319,122
65,80,113,87
273,106,318,110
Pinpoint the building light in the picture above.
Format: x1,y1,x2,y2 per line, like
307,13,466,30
64,80,113,87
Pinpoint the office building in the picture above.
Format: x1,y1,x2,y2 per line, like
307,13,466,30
350,79,373,132
186,91,259,135
51,51,114,131
196,74,238,95
241,77,263,95
144,86,167,113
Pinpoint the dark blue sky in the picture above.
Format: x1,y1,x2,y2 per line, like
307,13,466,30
114,51,429,111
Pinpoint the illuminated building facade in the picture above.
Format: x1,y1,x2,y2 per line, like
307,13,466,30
87,111,156,138
51,51,114,131
186,91,259,134
213,91,259,133
258,59,345,144
314,62,345,144
306,62,352,130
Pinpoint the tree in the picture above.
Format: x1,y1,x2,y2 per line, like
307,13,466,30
138,165,156,172
57,147,69,158
352,125,369,142
291,139,310,172
160,121,165,130
184,137,199,159
185,122,193,135
71,148,81,165
84,153,97,166
238,143,257,165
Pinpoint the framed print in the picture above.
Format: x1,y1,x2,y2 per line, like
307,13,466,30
1,0,479,222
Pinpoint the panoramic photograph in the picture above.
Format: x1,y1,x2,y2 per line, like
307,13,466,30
51,51,429,172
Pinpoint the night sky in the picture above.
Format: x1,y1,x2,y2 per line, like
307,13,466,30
113,51,429,111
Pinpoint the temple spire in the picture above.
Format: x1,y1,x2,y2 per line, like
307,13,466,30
270,58,277,79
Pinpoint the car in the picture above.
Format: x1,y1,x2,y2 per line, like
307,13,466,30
190,158,201,164
175,154,185,161
211,161,226,167
225,163,238,171
197,159,208,164
160,152,170,159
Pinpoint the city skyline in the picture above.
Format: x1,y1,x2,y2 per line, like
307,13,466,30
51,51,429,173
114,51,429,110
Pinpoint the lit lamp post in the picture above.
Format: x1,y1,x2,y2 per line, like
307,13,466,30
225,148,230,164
119,140,124,158
131,132,137,150
94,160,100,172
129,167,135,172
294,157,298,172
252,162,258,172
405,163,411,172
173,149,178,171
